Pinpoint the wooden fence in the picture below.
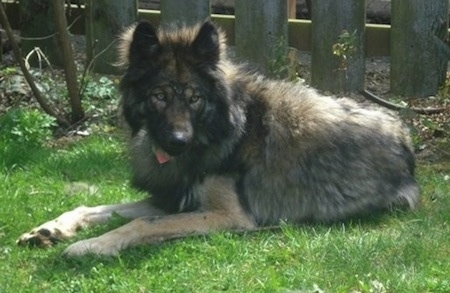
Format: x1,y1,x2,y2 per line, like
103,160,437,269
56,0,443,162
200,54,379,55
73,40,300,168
4,0,450,97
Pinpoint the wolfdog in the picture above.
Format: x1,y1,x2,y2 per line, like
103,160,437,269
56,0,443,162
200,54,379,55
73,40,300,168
17,21,419,256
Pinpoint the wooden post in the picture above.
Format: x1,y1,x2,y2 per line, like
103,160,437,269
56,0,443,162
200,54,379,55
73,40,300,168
160,0,210,26
311,0,365,93
85,0,137,74
288,0,296,19
391,0,449,97
235,0,288,78
19,0,61,67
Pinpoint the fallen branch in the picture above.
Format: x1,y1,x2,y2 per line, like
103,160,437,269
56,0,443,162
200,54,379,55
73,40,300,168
24,47,54,72
360,90,448,115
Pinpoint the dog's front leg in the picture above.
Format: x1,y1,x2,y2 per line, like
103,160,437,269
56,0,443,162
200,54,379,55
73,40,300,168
64,176,256,256
17,198,166,248
64,208,255,256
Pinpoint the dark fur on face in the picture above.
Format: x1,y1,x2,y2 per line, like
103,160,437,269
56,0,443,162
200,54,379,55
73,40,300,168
119,21,248,212
120,22,239,154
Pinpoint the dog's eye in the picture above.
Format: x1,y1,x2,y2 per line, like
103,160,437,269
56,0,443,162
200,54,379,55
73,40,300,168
190,95,201,104
155,93,167,101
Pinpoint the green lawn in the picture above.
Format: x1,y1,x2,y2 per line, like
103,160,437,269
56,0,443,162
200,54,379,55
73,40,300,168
1,133,449,293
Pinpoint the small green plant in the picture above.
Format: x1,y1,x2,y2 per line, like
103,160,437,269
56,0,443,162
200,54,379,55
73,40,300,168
81,75,118,101
0,108,56,168
0,108,56,146
438,72,450,101
79,75,119,119
268,36,300,82
0,66,18,76
332,29,358,71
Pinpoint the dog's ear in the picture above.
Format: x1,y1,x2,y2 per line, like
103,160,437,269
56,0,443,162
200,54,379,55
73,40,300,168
192,21,220,67
129,21,160,64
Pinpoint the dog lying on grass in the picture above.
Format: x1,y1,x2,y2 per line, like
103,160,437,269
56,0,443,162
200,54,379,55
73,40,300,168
17,21,419,256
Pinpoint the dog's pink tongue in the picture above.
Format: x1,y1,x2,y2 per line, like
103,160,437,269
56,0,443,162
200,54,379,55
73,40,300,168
155,150,171,164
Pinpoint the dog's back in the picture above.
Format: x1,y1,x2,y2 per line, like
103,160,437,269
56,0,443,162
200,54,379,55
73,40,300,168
230,77,418,224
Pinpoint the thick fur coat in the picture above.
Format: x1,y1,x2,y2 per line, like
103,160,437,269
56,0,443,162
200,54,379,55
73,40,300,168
17,21,419,256
119,21,419,224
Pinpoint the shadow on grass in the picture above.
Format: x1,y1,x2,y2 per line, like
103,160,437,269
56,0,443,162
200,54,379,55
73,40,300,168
26,211,413,280
28,241,169,285
1,135,129,182
0,142,49,171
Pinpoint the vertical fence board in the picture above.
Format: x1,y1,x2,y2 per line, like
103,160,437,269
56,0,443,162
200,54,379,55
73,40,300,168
85,0,137,74
235,0,288,78
160,0,210,26
288,0,296,19
311,0,365,93
19,0,60,67
391,0,449,97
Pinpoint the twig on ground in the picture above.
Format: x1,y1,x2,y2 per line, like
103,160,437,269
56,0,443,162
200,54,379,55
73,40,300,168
436,147,450,157
24,47,54,72
361,90,448,115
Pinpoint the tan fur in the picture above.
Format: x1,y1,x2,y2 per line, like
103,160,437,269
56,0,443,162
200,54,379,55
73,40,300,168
64,177,254,256
18,177,255,256
115,24,136,68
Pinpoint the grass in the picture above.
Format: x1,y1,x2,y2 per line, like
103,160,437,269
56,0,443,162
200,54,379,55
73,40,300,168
1,132,449,293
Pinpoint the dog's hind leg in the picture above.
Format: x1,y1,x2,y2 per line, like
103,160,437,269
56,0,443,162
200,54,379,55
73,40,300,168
16,198,166,248
63,177,256,256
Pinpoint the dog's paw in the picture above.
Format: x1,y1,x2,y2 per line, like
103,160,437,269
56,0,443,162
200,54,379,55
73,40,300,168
63,237,120,256
16,227,62,248
17,207,90,249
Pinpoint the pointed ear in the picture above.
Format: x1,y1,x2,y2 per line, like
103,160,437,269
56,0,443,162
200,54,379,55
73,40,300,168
129,21,160,64
191,21,221,67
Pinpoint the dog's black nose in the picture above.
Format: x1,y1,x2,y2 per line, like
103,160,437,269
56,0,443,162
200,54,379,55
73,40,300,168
166,131,192,154
169,132,189,146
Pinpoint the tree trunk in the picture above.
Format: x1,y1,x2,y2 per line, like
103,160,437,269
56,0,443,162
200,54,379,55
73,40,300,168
85,0,137,74
235,0,288,79
19,0,61,67
311,0,365,93
52,0,84,123
391,0,449,97
160,0,210,26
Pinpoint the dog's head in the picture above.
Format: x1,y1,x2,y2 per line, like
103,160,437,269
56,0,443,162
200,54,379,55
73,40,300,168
118,21,241,164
